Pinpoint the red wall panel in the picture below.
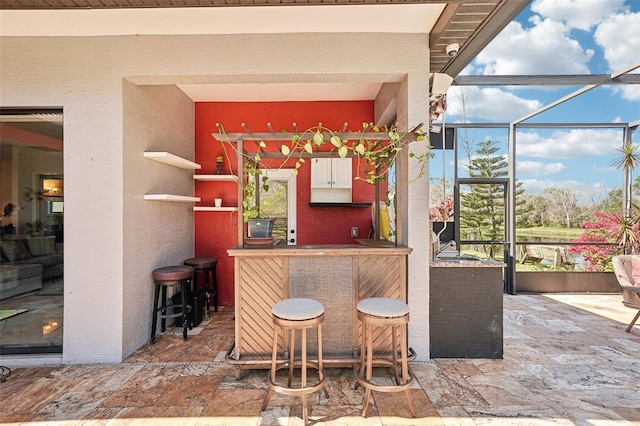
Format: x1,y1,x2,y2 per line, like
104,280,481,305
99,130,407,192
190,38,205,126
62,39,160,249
194,101,382,307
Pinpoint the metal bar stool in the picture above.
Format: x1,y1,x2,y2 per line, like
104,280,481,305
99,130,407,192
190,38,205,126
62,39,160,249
354,297,416,418
261,298,329,425
184,257,218,320
150,265,194,344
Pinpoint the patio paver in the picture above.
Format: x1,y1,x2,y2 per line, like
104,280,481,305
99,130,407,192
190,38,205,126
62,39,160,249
1,294,639,425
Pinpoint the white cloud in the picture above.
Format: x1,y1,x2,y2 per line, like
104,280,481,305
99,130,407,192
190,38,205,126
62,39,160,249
517,160,565,176
473,16,593,75
531,0,628,31
517,128,623,159
445,86,542,122
519,178,596,200
594,10,640,101
594,163,617,173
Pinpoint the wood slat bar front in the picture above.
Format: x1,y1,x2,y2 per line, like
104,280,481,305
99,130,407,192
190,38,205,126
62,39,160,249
227,245,411,374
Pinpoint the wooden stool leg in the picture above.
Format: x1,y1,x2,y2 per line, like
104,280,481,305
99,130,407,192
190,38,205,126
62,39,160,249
262,323,280,410
203,269,211,321
392,325,401,385
150,283,161,344
181,279,189,340
288,328,295,388
160,285,168,332
212,265,219,312
361,322,374,417
355,321,365,391
301,327,308,425
400,323,416,417
317,323,329,399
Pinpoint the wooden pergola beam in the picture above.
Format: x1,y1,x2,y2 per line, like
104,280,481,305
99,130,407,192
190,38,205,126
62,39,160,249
211,131,422,143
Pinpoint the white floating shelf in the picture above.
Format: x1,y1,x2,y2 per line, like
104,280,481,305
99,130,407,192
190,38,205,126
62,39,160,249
193,174,238,182
193,206,239,212
144,152,201,170
144,194,201,202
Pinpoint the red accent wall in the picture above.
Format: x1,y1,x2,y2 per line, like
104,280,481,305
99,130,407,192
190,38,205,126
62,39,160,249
194,101,382,307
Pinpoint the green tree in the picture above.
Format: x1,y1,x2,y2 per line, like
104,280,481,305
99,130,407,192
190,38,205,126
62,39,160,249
598,188,623,213
460,139,512,258
611,142,640,217
548,187,580,228
517,194,551,227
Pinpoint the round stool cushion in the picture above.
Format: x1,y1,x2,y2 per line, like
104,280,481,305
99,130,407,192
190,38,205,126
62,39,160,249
273,298,324,321
184,257,217,269
153,265,194,281
357,297,409,318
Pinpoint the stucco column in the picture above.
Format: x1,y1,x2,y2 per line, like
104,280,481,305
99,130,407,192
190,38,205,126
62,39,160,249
397,76,431,361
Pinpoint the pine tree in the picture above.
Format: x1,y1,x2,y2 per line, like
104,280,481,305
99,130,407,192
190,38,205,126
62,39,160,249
460,139,523,259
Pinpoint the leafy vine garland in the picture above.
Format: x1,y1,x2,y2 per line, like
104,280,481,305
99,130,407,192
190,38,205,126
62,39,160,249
216,122,429,221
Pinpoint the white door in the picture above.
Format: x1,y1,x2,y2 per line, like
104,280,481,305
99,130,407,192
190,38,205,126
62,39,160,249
261,169,297,245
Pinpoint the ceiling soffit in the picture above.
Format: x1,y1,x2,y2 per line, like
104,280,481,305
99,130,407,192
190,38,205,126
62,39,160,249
0,0,529,75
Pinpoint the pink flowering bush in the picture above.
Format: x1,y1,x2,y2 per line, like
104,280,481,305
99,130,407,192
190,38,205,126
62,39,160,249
568,211,640,271
430,196,454,221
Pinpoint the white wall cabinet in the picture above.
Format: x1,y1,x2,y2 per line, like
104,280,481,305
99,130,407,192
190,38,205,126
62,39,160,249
310,158,352,203
311,158,352,189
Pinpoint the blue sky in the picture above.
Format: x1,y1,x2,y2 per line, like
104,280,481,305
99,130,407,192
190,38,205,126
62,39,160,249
436,0,640,205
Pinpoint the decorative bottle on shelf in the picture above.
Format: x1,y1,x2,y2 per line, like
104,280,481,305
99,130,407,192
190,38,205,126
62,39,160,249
216,155,224,175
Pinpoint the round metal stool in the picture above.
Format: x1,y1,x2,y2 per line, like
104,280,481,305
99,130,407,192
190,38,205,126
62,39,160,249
184,257,218,320
354,297,416,418
261,298,329,425
150,265,194,344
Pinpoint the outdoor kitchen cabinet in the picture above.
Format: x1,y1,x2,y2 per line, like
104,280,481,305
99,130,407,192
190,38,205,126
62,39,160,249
310,158,352,203
226,244,411,375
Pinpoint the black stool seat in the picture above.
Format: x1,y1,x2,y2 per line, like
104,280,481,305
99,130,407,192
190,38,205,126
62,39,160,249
151,265,194,344
184,257,218,319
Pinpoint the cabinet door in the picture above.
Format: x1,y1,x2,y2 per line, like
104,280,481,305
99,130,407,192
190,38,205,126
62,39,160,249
311,158,333,188
331,158,352,189
311,158,352,189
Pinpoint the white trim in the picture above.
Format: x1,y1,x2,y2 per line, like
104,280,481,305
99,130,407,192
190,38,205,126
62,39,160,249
0,5,442,37
264,169,297,245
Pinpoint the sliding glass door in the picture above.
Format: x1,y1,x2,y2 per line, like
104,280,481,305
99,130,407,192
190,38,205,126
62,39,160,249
0,109,64,354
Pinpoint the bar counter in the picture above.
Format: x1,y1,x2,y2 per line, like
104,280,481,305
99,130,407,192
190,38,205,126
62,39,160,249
226,244,412,374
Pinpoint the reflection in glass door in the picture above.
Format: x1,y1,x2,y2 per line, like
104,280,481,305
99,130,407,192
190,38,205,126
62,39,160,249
0,109,64,354
261,169,297,245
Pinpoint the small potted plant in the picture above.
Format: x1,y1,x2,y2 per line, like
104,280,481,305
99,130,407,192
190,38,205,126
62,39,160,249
243,161,276,239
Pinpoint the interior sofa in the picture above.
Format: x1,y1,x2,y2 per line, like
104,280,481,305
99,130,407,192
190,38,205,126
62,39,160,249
0,235,63,300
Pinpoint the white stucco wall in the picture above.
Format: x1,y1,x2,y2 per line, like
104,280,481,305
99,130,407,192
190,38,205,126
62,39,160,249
0,32,431,363
122,83,195,358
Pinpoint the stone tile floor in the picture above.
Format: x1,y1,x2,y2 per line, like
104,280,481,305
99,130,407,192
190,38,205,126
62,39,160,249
1,293,639,425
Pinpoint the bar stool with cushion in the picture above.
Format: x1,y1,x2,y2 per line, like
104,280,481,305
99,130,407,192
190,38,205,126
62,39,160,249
150,265,194,344
262,298,329,425
184,257,218,320
354,297,416,418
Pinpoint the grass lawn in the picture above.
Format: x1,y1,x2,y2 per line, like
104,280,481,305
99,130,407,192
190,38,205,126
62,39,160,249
459,226,586,271
517,227,583,239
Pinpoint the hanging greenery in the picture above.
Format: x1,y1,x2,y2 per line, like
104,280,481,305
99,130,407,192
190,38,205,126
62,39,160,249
216,122,429,221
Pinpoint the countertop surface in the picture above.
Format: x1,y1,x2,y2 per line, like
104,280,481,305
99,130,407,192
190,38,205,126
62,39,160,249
228,243,412,256
431,256,506,268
